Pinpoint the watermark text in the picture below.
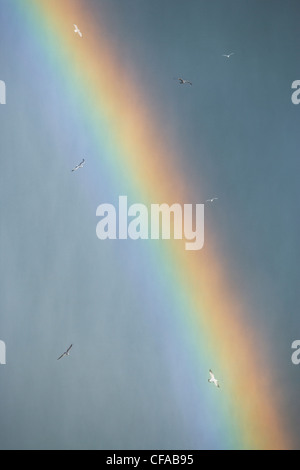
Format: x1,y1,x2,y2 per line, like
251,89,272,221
291,80,300,105
0,80,6,104
0,340,6,365
291,340,300,365
96,196,204,251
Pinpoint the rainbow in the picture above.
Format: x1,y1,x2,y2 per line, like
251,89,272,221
12,0,291,449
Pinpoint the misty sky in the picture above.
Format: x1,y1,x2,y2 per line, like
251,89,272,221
0,0,300,450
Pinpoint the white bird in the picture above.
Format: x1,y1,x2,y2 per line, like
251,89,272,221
57,344,73,361
177,78,192,86
222,53,234,58
72,158,85,172
74,24,83,38
208,369,220,388
206,197,218,203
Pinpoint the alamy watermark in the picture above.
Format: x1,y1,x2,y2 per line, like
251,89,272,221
0,340,6,365
291,340,300,365
96,196,205,251
291,80,300,105
0,80,6,104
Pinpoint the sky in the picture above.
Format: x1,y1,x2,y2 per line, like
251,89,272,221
0,0,299,450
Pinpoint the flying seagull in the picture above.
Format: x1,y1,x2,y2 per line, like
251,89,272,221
72,158,85,172
206,197,218,203
74,24,83,37
57,344,73,361
177,78,192,86
208,369,220,388
222,53,234,58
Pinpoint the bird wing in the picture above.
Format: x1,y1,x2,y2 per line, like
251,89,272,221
209,370,215,379
67,344,73,353
72,160,84,171
57,352,65,361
